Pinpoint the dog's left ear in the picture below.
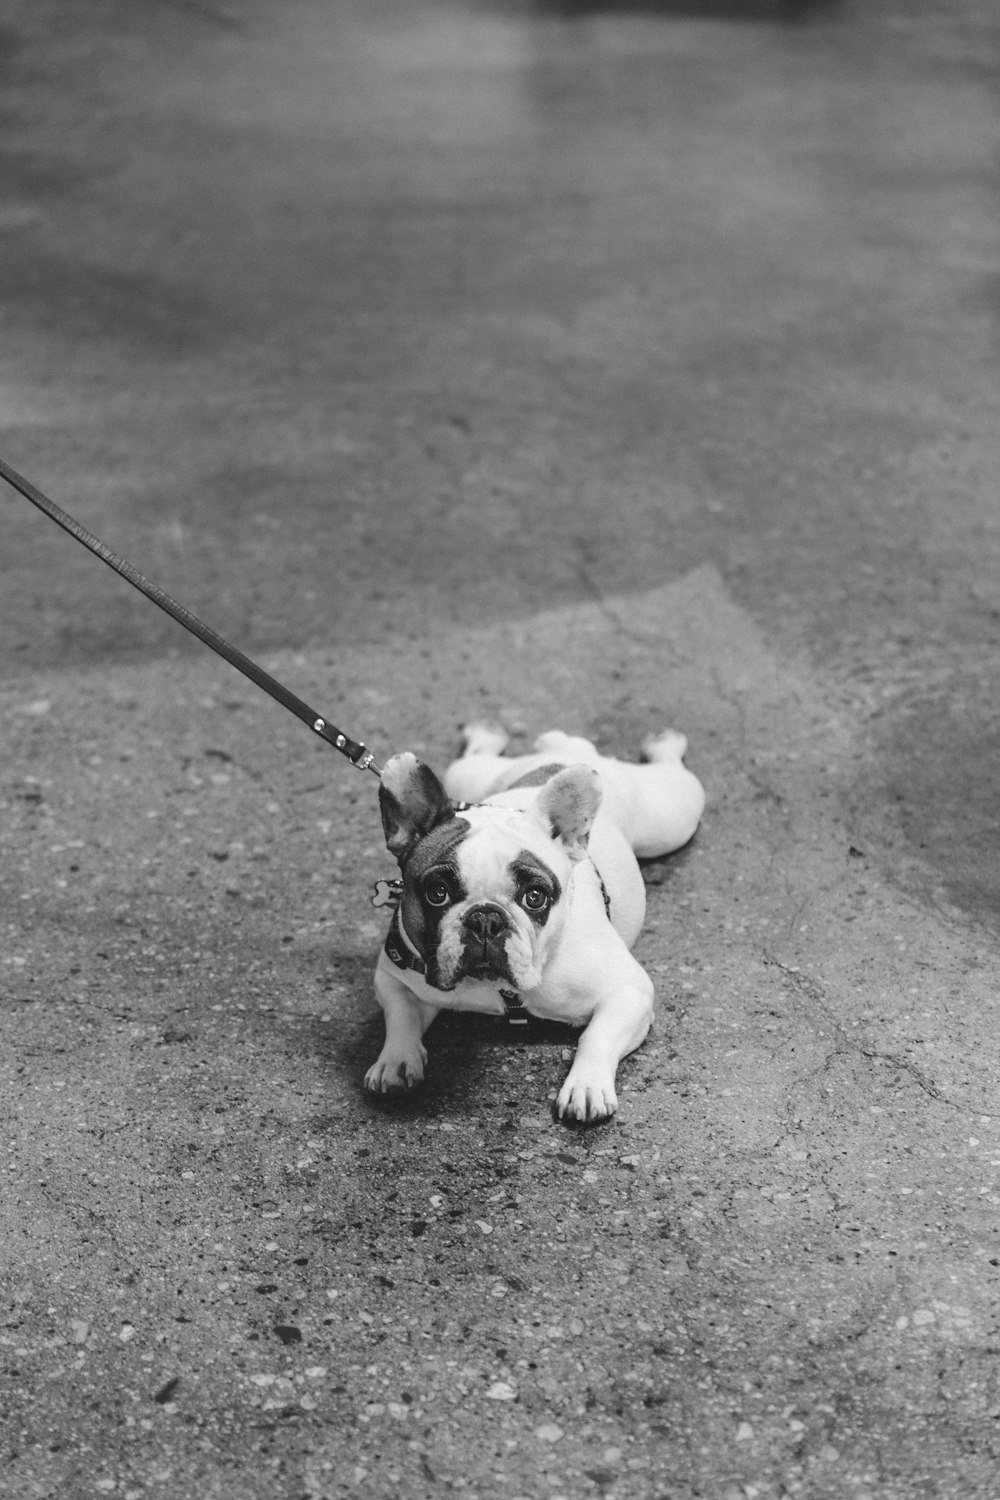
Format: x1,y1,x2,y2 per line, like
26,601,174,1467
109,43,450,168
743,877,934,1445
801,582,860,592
379,752,455,864
534,765,602,861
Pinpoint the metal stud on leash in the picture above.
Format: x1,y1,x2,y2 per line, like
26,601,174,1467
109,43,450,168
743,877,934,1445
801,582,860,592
0,454,383,778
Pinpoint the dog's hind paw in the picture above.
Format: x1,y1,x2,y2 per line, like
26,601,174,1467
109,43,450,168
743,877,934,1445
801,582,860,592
365,1045,427,1094
556,1070,618,1124
641,729,688,763
459,721,510,756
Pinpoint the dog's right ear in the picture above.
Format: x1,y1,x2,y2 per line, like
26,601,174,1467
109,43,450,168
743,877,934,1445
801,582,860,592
379,752,455,864
533,764,602,861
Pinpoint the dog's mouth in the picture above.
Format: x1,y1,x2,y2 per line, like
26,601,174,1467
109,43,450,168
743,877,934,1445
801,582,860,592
456,949,516,987
426,953,516,990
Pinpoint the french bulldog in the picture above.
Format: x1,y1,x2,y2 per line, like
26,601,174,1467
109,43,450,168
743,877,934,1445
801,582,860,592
366,724,705,1122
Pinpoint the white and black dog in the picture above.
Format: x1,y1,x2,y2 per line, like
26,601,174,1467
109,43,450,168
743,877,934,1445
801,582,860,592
366,724,705,1123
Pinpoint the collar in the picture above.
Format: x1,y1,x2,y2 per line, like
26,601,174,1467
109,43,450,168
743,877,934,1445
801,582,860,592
383,907,426,976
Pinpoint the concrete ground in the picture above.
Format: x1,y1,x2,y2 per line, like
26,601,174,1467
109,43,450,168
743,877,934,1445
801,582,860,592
2,0,1000,1495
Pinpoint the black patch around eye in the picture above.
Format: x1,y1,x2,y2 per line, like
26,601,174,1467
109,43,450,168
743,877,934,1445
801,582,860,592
512,852,560,927
421,869,458,907
521,894,552,928
520,887,551,923
399,818,471,953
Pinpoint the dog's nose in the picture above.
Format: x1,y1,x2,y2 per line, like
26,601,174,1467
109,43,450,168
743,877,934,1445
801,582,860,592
463,904,511,945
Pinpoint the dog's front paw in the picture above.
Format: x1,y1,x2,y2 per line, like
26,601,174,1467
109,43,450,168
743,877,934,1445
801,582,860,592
556,1067,618,1124
365,1043,428,1094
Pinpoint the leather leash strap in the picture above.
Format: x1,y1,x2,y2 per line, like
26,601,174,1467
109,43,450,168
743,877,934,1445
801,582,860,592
0,454,381,777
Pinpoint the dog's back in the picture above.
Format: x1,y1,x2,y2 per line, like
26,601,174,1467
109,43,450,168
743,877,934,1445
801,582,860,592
443,726,704,865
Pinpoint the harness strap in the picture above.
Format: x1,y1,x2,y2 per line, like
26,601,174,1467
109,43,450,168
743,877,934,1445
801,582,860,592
499,988,530,1026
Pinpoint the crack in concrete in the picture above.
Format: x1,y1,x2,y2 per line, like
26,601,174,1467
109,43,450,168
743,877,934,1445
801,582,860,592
762,952,986,1117
572,547,686,655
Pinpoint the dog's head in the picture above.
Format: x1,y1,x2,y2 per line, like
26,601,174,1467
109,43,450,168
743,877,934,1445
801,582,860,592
379,752,601,992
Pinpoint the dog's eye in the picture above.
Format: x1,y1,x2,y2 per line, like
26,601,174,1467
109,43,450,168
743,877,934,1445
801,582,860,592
521,887,550,913
424,880,451,908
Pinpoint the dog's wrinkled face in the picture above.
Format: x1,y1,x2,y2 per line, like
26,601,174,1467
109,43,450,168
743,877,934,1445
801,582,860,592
397,812,565,990
380,753,601,993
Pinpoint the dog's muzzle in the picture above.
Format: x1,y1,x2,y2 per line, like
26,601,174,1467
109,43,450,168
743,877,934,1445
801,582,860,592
460,903,514,980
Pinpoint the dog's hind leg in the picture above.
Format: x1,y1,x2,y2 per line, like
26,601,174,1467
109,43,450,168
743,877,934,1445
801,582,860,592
533,729,600,762
641,729,688,764
588,730,704,860
459,722,510,757
443,722,512,803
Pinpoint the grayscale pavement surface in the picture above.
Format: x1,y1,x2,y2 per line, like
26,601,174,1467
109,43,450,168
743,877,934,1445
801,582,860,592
2,1,1000,1497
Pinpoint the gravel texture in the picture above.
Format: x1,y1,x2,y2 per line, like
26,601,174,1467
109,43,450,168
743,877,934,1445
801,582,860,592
3,2,1000,1497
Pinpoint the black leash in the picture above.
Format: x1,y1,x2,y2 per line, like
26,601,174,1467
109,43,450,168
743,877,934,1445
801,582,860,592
0,455,381,777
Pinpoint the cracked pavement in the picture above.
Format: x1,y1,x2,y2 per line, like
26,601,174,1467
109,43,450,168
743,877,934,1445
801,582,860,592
3,2,1000,1497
